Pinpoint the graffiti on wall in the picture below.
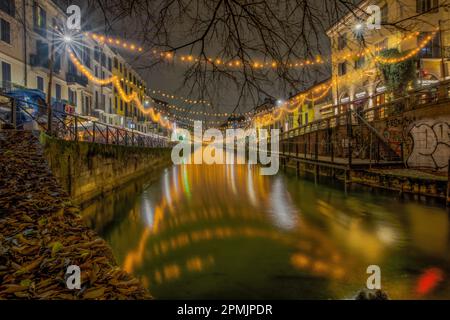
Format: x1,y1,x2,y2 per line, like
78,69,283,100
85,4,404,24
383,116,416,155
406,120,450,171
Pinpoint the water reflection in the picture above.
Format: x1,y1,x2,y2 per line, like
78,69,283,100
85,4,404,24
81,162,450,299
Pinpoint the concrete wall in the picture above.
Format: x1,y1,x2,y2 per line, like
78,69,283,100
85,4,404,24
375,101,450,171
40,134,172,204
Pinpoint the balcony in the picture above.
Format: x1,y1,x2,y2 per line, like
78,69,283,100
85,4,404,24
29,54,48,69
29,54,61,73
66,73,88,87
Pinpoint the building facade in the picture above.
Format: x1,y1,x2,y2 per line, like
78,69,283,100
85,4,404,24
0,0,154,133
327,0,449,110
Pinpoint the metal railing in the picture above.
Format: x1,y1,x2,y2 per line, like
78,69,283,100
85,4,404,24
279,80,450,167
0,93,169,148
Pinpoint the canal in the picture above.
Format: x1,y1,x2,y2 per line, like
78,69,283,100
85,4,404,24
80,164,450,299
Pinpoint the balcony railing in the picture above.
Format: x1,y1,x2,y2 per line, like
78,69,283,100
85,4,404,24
277,80,450,166
66,73,88,87
29,54,61,73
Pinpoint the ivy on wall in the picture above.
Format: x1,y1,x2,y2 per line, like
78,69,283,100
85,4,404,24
376,48,417,96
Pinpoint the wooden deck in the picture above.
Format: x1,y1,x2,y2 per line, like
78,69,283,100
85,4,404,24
279,152,403,170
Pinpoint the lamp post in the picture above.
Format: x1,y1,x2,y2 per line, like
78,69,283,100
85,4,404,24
46,24,56,135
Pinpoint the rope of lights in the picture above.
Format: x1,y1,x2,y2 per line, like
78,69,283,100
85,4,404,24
374,31,438,64
69,50,172,129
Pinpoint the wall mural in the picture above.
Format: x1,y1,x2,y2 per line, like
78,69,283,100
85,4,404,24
406,120,450,171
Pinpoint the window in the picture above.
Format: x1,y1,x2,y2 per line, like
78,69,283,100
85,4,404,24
0,0,15,17
37,76,44,92
53,51,61,72
83,47,91,68
375,38,388,51
95,91,98,108
113,57,118,69
337,34,347,50
101,71,105,80
381,4,388,24
101,94,105,109
419,31,440,58
304,113,309,125
355,56,365,69
55,83,61,101
94,47,100,62
338,62,347,76
1,61,11,87
416,0,439,13
84,96,90,114
36,40,49,65
33,2,46,36
68,89,77,106
108,57,112,72
101,53,106,67
94,66,98,77
68,59,76,74
0,18,10,44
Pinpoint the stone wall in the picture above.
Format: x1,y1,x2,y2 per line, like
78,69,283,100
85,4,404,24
40,134,172,205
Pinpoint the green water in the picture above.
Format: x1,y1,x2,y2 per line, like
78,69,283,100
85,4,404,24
81,164,450,299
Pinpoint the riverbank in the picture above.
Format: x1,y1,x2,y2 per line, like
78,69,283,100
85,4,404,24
41,133,172,205
281,160,449,204
0,130,151,299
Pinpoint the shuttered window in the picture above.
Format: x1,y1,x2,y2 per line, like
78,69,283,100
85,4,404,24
0,18,10,44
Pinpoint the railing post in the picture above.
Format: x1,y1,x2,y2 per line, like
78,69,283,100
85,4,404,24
347,111,352,168
74,117,78,141
315,130,319,161
400,141,404,164
106,126,109,144
92,122,96,143
331,130,334,164
10,98,16,128
447,159,450,207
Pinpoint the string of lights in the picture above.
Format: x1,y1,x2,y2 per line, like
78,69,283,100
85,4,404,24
68,49,172,129
374,31,438,64
149,89,211,106
88,29,433,72
76,27,438,130
85,32,144,52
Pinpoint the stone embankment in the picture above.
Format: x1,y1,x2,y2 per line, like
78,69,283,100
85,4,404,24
0,130,151,299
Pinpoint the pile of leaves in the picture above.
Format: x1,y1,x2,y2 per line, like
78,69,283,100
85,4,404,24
0,130,151,299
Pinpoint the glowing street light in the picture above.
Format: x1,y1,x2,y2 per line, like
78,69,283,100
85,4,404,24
63,35,72,43
355,23,363,31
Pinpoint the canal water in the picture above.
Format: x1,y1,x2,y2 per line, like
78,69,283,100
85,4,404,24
81,164,450,299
